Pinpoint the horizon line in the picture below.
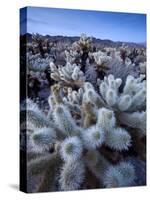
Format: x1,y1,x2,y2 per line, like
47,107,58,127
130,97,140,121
21,32,146,45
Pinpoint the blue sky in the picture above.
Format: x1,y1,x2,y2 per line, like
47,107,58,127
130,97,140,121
20,7,146,43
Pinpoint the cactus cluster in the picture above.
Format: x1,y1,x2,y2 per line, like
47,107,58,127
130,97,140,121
50,61,85,88
20,33,146,193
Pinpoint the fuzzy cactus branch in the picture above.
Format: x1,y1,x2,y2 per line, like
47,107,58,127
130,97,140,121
59,160,85,191
103,161,135,188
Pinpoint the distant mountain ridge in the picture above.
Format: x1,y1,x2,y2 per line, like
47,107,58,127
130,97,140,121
23,33,146,48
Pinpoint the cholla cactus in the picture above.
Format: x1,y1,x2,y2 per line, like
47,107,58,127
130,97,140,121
65,49,81,64
87,48,137,82
72,33,92,52
97,74,146,135
50,61,85,88
24,74,145,192
27,52,50,72
91,51,112,65
96,108,131,151
106,57,137,84
32,33,53,58
89,51,111,75
22,33,146,193
72,34,92,71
